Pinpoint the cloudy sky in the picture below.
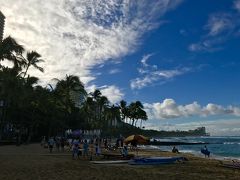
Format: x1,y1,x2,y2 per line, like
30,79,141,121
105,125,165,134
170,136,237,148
1,0,240,136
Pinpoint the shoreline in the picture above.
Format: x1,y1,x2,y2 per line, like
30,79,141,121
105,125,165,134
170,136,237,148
139,145,240,162
149,141,210,146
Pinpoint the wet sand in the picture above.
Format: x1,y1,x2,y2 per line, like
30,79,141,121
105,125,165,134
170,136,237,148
0,144,239,180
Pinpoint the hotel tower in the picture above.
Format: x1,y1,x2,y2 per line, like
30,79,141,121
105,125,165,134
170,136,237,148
0,11,5,42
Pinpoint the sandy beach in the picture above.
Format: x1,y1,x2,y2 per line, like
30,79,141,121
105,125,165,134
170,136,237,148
0,144,239,180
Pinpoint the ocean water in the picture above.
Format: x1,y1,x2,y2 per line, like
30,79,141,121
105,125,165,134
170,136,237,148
145,136,240,160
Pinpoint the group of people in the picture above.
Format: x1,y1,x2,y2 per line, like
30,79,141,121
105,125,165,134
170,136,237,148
41,136,66,153
41,135,132,160
41,136,114,159
43,136,211,160
72,139,90,159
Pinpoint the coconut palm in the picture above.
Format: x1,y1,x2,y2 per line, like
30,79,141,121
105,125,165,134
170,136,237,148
128,101,147,127
105,105,121,127
90,89,102,122
54,75,86,113
82,96,94,125
99,95,109,124
23,51,44,78
119,100,128,123
0,36,25,70
91,89,102,101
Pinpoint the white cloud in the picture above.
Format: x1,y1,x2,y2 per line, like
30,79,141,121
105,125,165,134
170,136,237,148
179,29,188,36
131,66,191,89
85,84,124,104
144,119,240,136
205,13,234,36
130,54,192,89
101,85,124,104
189,1,240,53
188,38,224,52
140,54,154,67
144,98,240,120
131,54,192,89
0,0,183,87
234,0,240,12
109,69,120,74
189,13,234,52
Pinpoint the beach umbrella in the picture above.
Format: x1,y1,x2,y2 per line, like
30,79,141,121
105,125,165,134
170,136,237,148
124,135,150,145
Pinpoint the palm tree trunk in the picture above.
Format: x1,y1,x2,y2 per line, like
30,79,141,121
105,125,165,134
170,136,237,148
23,64,30,78
131,118,135,126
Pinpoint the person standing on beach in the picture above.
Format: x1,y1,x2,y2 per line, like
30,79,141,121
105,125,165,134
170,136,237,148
122,145,128,157
201,145,210,158
48,137,55,153
95,141,99,156
72,143,79,160
83,139,89,158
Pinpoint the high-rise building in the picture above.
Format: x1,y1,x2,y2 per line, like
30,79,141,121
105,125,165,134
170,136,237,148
0,11,5,42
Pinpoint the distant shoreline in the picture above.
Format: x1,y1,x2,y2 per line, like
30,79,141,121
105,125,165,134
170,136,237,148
149,141,210,146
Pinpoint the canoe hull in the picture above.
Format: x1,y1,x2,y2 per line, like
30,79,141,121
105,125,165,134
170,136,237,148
129,156,185,165
92,160,129,164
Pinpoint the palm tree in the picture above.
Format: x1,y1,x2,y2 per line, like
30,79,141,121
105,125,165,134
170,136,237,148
0,36,25,70
54,75,87,128
90,89,102,122
0,67,22,139
99,96,109,125
119,100,128,123
55,75,86,106
138,109,148,129
105,105,121,127
128,101,147,127
82,96,94,126
23,51,44,78
91,89,102,101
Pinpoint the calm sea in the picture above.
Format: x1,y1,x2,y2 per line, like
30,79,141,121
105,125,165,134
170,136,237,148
145,136,240,160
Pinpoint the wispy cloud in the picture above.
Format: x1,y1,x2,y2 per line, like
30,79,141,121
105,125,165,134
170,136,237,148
130,54,191,89
205,13,234,36
0,0,183,87
179,29,188,36
234,0,240,12
144,98,240,120
189,1,240,52
188,37,224,52
140,54,154,67
109,68,121,74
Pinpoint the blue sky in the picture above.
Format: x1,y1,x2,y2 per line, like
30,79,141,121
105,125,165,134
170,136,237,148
1,0,240,135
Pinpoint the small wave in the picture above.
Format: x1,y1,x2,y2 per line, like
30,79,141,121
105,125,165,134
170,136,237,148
139,145,160,150
180,150,197,153
223,142,240,145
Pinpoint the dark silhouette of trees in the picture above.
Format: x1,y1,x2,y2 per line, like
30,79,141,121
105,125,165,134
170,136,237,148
0,36,148,143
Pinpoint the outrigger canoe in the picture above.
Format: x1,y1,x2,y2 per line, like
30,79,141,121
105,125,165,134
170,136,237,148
128,156,187,165
91,160,129,164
